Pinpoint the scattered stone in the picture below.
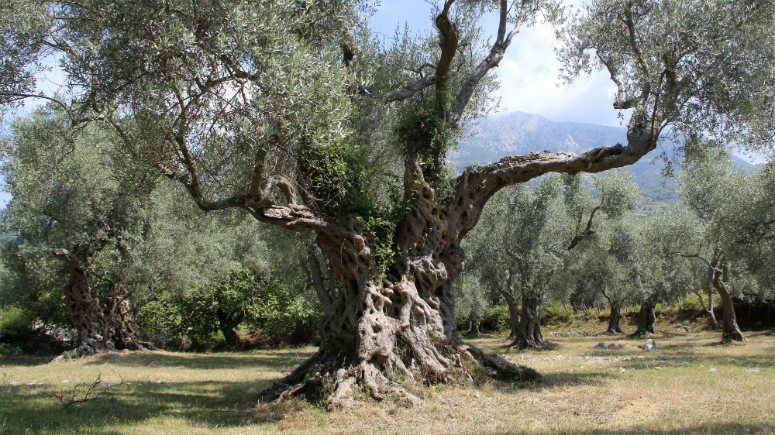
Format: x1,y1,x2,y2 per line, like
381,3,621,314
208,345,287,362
608,343,620,349
157,380,170,384
62,380,68,383
144,380,151,384
9,382,18,387
593,342,609,349
655,366,662,370
30,391,37,396
474,394,480,398
747,369,760,373
644,339,658,350
708,368,717,372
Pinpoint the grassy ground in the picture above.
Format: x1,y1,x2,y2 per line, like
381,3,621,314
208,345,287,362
1,328,774,434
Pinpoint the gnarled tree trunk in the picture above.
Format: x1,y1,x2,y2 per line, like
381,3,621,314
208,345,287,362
53,248,152,358
54,248,114,357
711,262,746,342
509,293,545,349
632,296,658,337
257,164,542,409
103,281,147,350
606,303,624,335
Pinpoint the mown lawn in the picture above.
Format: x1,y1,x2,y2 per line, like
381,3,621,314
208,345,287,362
1,330,774,434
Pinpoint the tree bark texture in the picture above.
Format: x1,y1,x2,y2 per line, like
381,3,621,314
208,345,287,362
509,293,545,349
606,303,624,335
257,164,548,409
711,263,746,342
632,296,658,337
53,248,150,358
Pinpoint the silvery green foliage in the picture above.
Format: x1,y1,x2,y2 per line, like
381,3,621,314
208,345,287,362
0,105,281,319
558,0,775,154
680,150,775,302
466,174,572,304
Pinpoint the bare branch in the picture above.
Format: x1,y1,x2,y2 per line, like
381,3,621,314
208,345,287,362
448,0,527,127
566,206,600,250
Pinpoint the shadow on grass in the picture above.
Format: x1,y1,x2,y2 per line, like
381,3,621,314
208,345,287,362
0,377,305,433
81,348,315,370
0,355,53,367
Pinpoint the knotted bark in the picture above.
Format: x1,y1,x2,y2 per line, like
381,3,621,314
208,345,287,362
632,296,658,337
606,303,624,335
52,248,152,359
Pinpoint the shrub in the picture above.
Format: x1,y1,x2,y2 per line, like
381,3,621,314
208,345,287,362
483,305,510,333
0,307,43,350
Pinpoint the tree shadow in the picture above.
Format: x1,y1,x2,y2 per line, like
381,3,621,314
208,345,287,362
0,355,53,367
0,377,307,433
81,348,315,370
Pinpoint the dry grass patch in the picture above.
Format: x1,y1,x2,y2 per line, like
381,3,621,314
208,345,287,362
1,331,774,434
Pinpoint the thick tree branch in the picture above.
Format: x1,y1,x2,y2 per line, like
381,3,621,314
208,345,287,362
448,0,526,127
452,124,655,236
434,0,459,99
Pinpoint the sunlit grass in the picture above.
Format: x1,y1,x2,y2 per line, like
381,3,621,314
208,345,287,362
1,329,774,434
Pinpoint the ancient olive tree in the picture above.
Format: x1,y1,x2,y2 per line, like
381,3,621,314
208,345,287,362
467,175,571,349
679,151,775,342
3,0,774,406
1,106,162,355
567,171,641,334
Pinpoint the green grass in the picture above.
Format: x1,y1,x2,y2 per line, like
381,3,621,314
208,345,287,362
1,330,774,434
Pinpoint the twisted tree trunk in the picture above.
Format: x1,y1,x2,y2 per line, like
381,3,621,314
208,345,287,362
53,248,152,358
711,262,746,342
632,296,658,337
103,282,147,350
509,293,545,349
498,269,521,341
257,164,547,408
54,248,114,357
606,303,624,335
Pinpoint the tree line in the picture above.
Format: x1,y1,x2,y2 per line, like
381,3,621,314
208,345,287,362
457,149,775,346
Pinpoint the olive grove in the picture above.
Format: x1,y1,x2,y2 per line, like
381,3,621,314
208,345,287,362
2,0,774,407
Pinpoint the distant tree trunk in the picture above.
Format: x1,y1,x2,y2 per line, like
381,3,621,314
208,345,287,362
711,262,746,342
498,269,521,341
632,296,658,337
466,316,482,336
606,303,624,334
601,290,623,334
692,286,719,331
103,282,146,350
510,293,544,349
569,283,589,314
217,310,245,346
52,248,153,359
